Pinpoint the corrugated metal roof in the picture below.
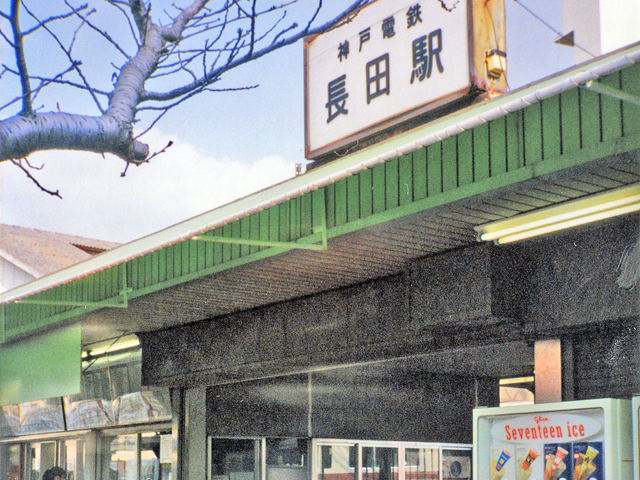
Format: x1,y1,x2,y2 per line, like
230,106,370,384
0,224,120,278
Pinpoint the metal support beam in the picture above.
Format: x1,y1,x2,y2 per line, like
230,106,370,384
583,80,640,106
15,264,131,309
191,230,327,251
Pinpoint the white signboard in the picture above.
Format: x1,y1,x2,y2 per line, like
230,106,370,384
305,0,470,157
483,409,606,480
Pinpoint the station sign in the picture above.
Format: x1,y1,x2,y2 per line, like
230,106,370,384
304,0,506,159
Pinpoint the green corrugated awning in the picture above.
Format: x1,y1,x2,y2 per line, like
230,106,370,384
0,325,81,406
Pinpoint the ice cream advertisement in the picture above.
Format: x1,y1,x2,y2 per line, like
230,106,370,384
483,410,605,480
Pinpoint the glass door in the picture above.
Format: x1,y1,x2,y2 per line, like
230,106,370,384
312,440,471,480
1,436,92,480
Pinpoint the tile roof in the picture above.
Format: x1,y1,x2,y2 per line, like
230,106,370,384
0,224,120,278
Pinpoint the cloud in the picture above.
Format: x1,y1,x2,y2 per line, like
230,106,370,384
0,128,296,243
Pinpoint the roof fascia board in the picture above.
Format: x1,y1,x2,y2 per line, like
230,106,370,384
0,250,42,278
2,41,640,306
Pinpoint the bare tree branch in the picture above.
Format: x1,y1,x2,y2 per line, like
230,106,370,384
142,0,369,103
63,0,131,59
0,27,16,48
107,0,142,47
10,0,33,115
4,70,112,100
11,159,62,198
304,0,323,33
0,0,373,171
22,2,106,114
22,5,89,37
129,0,150,40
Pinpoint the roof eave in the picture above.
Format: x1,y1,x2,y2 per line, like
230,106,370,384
3,40,640,306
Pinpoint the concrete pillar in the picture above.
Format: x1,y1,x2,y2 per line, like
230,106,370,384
561,338,574,401
170,388,185,480
185,387,208,480
534,339,562,404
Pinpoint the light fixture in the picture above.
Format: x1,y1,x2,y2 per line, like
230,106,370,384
82,336,140,358
475,183,640,244
499,376,535,386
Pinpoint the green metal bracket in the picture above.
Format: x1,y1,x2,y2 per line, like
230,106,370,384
582,80,640,106
192,226,327,250
193,191,329,251
14,264,131,309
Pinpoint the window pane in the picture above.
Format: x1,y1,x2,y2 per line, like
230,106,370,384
62,439,86,480
103,434,138,480
140,432,172,480
442,449,471,480
317,444,356,480
266,439,306,480
362,447,397,480
210,439,259,480
0,399,65,437
66,350,171,430
405,448,438,480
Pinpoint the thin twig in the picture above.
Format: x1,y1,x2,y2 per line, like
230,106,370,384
107,0,142,47
23,158,45,170
22,5,88,36
64,0,131,59
22,2,106,114
0,26,16,47
144,140,173,162
141,0,371,103
11,160,62,198
304,0,322,33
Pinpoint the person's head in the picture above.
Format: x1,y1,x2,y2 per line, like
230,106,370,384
42,466,66,480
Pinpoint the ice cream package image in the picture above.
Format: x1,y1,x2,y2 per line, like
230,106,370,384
543,444,571,480
515,446,539,480
491,446,514,480
572,442,603,480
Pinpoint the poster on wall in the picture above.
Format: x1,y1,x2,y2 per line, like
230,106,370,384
484,410,605,480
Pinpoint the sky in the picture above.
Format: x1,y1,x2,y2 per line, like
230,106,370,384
0,0,576,243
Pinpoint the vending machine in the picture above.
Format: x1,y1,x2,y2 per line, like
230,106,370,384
633,396,639,480
473,398,632,480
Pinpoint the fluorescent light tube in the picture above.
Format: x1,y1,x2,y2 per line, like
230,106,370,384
475,183,640,244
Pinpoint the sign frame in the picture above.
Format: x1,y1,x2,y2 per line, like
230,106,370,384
303,0,506,161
